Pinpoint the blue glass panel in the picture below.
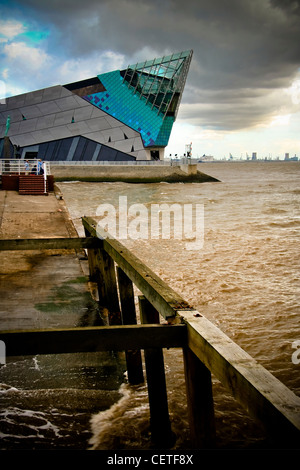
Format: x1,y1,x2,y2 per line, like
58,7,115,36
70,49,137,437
84,70,174,147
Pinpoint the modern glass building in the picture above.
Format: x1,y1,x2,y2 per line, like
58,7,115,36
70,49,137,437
0,50,192,162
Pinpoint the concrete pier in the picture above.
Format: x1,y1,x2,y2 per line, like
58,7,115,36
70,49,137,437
0,190,126,450
50,164,219,183
0,190,95,330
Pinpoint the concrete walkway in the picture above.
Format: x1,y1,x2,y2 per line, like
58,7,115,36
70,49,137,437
0,190,98,331
0,190,127,451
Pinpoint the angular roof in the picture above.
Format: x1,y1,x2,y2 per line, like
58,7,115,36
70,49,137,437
121,50,193,119
84,50,193,147
0,50,193,160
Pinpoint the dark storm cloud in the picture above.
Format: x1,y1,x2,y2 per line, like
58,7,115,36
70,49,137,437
8,0,300,131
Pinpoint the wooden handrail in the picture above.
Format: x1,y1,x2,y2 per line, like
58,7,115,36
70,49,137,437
82,216,192,319
1,324,186,356
0,237,101,251
1,220,300,447
82,216,300,445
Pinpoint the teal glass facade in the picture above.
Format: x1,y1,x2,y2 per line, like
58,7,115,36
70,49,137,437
84,50,193,148
85,70,171,147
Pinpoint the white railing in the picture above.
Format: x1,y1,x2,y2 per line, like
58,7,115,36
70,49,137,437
0,158,199,174
50,158,198,166
0,159,51,176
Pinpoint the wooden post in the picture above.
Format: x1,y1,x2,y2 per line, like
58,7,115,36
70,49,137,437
183,347,216,448
83,227,99,283
138,295,174,447
96,247,121,326
117,267,144,385
84,227,121,325
84,227,108,323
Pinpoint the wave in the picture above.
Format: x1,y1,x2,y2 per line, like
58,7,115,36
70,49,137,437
0,383,19,395
263,208,288,215
89,382,151,450
0,407,63,443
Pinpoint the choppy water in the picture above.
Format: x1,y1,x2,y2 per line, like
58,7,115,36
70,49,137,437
1,161,299,449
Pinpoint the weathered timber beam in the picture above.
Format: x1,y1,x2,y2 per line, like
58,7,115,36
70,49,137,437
181,310,300,443
81,217,300,443
0,324,186,356
0,237,101,251
82,217,192,319
139,295,174,446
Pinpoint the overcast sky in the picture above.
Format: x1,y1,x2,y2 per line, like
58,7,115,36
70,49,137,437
1,0,300,159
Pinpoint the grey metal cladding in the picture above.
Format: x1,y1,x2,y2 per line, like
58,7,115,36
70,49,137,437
101,128,115,142
119,125,140,139
114,138,135,153
1,79,147,159
73,105,93,121
59,86,74,98
72,94,95,108
12,96,27,108
37,100,61,115
104,115,126,129
67,120,90,135
86,116,112,132
0,108,20,122
24,89,44,106
15,133,37,146
90,106,107,118
0,112,6,126
18,118,38,133
133,137,145,151
31,128,55,143
109,127,126,142
81,131,105,144
49,125,73,140
8,121,20,135
35,114,56,130
20,104,43,119
42,85,66,101
136,149,147,159
0,100,8,111
55,95,81,111
53,110,74,126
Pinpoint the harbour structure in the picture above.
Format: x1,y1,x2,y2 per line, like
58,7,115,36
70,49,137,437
0,50,193,163
1,215,300,448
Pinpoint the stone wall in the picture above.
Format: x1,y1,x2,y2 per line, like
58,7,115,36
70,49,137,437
50,164,218,183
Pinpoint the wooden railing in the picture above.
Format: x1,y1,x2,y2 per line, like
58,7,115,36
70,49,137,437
1,215,300,449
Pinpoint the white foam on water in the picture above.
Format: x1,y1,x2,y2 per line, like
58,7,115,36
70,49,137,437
0,383,19,394
0,407,63,439
89,382,150,450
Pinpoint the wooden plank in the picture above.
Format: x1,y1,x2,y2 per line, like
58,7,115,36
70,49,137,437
183,347,216,448
84,225,121,324
0,324,187,356
0,237,101,251
84,227,100,283
139,296,174,447
117,266,139,325
117,267,144,384
82,217,192,319
181,310,300,444
96,247,121,326
81,218,300,444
